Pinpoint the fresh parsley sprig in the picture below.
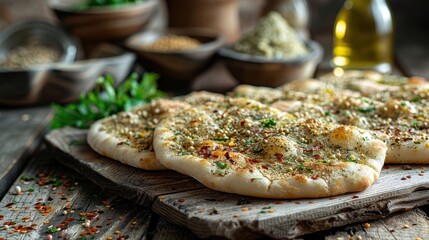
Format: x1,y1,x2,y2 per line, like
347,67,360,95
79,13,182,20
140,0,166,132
50,72,165,129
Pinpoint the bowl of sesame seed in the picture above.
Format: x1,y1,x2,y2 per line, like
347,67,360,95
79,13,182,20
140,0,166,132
125,28,224,89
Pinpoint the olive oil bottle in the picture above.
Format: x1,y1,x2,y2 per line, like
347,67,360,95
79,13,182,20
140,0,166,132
333,0,394,73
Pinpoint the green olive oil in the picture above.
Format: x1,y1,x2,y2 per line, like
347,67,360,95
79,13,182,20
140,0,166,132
333,0,394,73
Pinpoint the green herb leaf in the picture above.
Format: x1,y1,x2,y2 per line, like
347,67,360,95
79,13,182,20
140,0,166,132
357,107,376,113
346,156,358,163
261,119,276,128
50,72,165,129
215,161,227,169
412,97,421,102
213,138,228,142
46,228,57,233
253,149,264,154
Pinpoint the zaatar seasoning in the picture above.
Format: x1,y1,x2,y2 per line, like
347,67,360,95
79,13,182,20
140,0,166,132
0,42,61,69
233,12,308,59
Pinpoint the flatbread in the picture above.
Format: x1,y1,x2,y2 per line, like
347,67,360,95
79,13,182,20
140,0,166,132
153,98,387,198
87,99,190,170
230,84,429,164
272,95,429,164
175,91,225,105
228,84,285,104
319,70,429,97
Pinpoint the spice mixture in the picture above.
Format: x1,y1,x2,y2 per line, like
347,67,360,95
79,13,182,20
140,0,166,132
143,35,201,52
0,42,61,69
233,12,308,59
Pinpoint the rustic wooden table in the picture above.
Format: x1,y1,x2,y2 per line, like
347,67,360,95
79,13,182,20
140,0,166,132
1,0,429,238
0,35,429,240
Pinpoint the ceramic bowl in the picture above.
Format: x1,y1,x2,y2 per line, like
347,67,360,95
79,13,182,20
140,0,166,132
125,28,223,89
0,44,135,106
0,20,77,68
219,40,323,87
48,0,157,42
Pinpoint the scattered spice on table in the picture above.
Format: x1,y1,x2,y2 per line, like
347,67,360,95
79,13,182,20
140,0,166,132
233,11,308,59
143,35,201,52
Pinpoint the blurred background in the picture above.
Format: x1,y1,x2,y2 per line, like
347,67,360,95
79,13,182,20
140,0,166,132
1,0,427,73
0,0,427,102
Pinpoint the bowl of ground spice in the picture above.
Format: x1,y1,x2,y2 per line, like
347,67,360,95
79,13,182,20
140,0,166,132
219,12,323,87
125,28,223,89
0,21,135,105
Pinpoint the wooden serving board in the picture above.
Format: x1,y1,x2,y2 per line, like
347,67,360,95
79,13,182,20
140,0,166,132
45,127,429,240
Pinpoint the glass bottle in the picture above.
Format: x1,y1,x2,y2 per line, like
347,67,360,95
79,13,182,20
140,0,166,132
332,0,394,73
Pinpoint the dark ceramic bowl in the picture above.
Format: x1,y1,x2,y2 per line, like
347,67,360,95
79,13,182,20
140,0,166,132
48,0,157,42
125,28,223,87
0,20,77,69
219,40,323,87
0,44,135,106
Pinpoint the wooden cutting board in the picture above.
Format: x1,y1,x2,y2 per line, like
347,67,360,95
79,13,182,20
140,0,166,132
45,127,429,240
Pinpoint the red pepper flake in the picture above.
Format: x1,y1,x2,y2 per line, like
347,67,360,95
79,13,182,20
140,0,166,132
5,202,15,208
313,154,321,160
87,213,96,220
48,197,53,201
246,158,260,164
311,175,319,180
87,226,98,235
294,202,301,204
261,164,269,170
225,152,230,159
212,154,219,159
401,177,407,180
275,153,283,162
352,195,359,199
198,146,212,158
178,198,186,203
406,175,411,179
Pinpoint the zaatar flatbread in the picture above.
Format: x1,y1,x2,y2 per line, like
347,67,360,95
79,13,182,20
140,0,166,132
272,94,429,164
231,84,429,164
153,98,387,198
87,99,190,170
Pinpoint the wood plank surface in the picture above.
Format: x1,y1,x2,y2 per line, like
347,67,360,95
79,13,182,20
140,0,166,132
0,107,52,199
0,147,151,240
45,128,205,207
152,208,429,240
45,127,429,239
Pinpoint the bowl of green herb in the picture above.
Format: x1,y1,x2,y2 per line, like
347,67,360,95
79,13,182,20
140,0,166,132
48,0,157,43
